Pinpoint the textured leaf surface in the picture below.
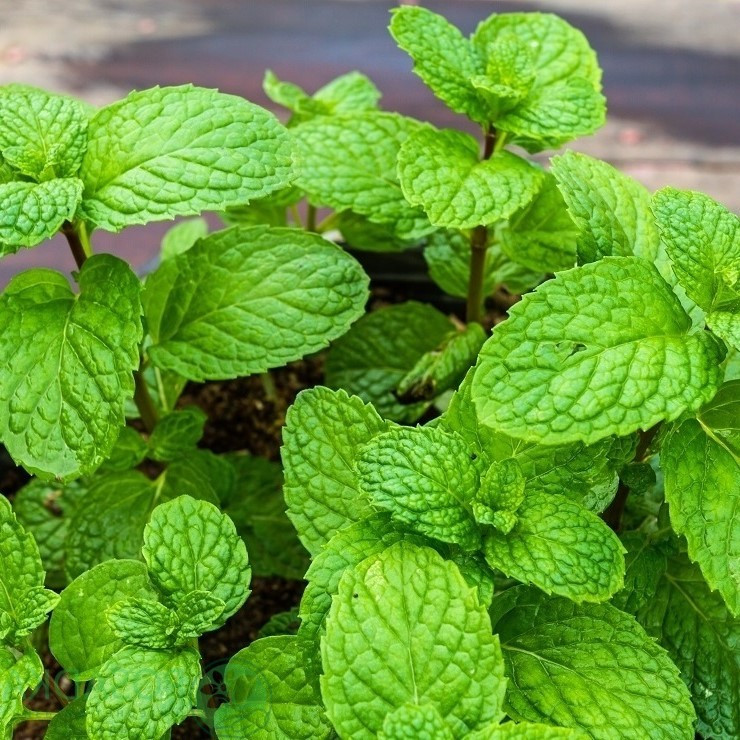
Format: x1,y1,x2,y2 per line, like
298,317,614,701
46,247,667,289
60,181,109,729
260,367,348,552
472,257,723,445
0,255,142,479
663,417,740,614
142,496,250,622
283,387,387,554
215,636,332,739
0,647,43,735
147,407,206,462
143,225,368,381
292,112,432,240
79,84,293,230
424,230,543,299
470,722,587,740
0,178,83,250
0,84,89,179
483,493,625,601
325,301,455,422
321,542,506,739
551,152,662,265
637,553,740,739
653,188,739,312
379,704,454,740
87,645,200,740
389,7,487,123
107,598,178,649
491,587,696,739
397,127,543,229
45,695,88,740
708,307,740,350
49,559,158,680
356,426,480,549
499,173,578,273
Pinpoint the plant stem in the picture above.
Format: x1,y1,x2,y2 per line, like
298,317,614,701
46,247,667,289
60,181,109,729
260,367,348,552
306,204,317,232
134,369,159,432
635,423,660,461
466,126,497,324
17,710,57,722
61,220,90,270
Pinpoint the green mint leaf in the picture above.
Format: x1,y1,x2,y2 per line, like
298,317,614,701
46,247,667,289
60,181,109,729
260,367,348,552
299,513,424,641
653,188,739,313
143,225,368,381
160,217,208,260
397,127,544,229
551,152,663,265
472,722,587,739
483,493,625,602
147,406,207,462
0,84,89,179
336,210,418,253
142,495,250,623
663,414,740,614
707,305,740,350
498,172,578,273
86,645,201,739
321,542,507,738
356,426,481,550
473,459,525,532
0,497,52,643
389,7,488,124
0,178,82,251
258,607,301,639
610,532,668,613
283,387,387,555
215,635,332,740
225,454,309,581
291,112,433,241
0,255,142,479
79,84,293,231
636,552,740,739
0,647,43,735
107,598,178,649
174,590,226,641
424,229,543,299
45,695,88,740
263,71,316,116
99,426,149,472
472,256,724,445
379,704,454,740
396,323,486,402
325,301,456,422
491,586,696,739
49,559,158,680
698,379,740,456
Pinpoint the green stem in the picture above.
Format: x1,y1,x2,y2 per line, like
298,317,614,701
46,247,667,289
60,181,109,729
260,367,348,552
290,204,303,228
17,710,57,722
306,204,317,232
61,220,90,270
466,226,489,324
188,709,207,719
316,212,339,234
134,369,159,432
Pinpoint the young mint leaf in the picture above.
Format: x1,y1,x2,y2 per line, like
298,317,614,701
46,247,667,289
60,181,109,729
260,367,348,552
636,552,740,739
78,84,293,231
325,301,456,422
396,323,486,402
225,454,309,581
379,704,454,740
653,187,739,313
490,586,695,739
291,112,433,240
397,127,544,229
424,229,543,299
45,695,88,740
389,7,488,124
551,152,663,266
99,426,149,472
143,225,368,381
215,635,332,740
483,493,625,602
49,559,158,680
258,607,301,639
708,305,740,350
160,217,208,260
174,590,226,641
107,598,178,649
472,256,724,445
283,387,388,555
662,415,740,615
498,172,578,273
299,513,424,641
0,646,43,736
147,406,207,462
0,84,89,179
356,426,481,550
263,71,316,116
470,723,587,740
13,587,59,638
0,178,82,251
321,542,507,738
0,255,142,480
86,645,201,740
473,459,525,533
142,495,250,623
698,379,740,456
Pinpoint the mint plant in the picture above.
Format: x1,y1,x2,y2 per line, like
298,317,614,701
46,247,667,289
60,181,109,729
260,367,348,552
1,5,738,740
